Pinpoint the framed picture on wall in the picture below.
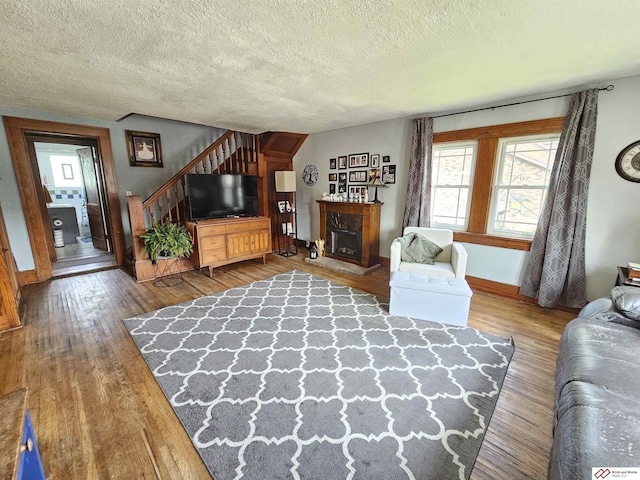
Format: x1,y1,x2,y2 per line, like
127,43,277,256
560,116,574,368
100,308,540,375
330,158,337,169
126,130,163,167
349,170,367,183
382,165,396,184
383,155,390,163
348,185,367,198
348,153,369,168
329,173,337,181
338,156,348,169
371,154,380,168
329,183,336,194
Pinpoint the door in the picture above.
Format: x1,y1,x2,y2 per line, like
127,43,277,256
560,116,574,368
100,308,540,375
78,147,109,251
0,202,21,330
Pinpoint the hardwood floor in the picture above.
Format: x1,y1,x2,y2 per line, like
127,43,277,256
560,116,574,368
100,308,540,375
0,252,574,479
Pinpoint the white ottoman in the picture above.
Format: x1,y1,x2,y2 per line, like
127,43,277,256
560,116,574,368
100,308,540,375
389,272,473,326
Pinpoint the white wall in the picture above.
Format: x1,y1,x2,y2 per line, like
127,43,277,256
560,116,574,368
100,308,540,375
294,74,640,300
293,117,412,249
0,107,225,270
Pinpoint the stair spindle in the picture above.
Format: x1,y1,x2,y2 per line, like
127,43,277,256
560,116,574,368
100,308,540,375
240,133,247,173
165,189,172,222
173,183,181,222
157,197,163,223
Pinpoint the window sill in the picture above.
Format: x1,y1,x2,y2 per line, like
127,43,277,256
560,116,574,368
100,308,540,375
453,232,532,251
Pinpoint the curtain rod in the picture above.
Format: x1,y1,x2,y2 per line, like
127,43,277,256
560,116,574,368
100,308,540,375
431,85,614,119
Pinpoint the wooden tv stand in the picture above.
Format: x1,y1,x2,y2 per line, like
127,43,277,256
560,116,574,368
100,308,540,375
186,216,272,277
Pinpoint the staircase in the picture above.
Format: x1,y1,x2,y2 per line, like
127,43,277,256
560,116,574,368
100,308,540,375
125,130,265,282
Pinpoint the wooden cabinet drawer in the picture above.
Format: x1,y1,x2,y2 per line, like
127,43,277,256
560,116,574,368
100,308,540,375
202,248,227,264
198,224,226,236
200,235,226,250
225,219,270,233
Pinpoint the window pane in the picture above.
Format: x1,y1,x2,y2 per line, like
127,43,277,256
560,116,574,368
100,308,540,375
430,142,476,229
492,188,545,234
499,140,556,187
490,134,559,238
432,187,470,226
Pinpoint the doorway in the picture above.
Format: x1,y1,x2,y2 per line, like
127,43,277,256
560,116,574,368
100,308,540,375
3,117,125,282
29,136,115,276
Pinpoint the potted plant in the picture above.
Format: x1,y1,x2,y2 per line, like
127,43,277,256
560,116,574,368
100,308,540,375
140,221,194,263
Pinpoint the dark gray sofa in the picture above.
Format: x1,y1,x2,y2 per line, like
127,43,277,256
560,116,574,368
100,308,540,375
549,290,640,479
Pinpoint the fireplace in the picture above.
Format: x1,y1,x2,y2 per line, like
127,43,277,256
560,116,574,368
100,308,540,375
317,201,382,267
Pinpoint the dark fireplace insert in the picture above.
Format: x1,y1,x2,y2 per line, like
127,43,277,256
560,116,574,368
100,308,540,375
326,213,362,262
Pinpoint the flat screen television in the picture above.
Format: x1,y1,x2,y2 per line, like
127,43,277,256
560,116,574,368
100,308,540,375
187,174,259,220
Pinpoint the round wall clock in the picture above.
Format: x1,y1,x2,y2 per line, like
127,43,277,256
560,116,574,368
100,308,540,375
302,164,318,186
615,140,640,183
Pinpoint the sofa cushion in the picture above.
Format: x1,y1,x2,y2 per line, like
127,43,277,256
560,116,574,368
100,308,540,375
549,381,640,480
611,286,640,321
397,232,443,265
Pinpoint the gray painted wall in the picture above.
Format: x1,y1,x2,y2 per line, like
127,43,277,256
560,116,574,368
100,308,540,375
293,74,640,301
0,107,225,270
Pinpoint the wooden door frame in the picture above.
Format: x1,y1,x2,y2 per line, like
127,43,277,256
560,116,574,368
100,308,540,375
3,116,125,282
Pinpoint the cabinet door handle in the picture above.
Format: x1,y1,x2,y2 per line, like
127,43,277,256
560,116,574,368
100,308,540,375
20,438,34,453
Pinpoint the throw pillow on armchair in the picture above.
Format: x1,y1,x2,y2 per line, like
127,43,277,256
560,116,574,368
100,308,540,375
395,232,443,265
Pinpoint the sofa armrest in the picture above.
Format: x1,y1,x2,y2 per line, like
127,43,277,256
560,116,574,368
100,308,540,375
390,239,401,272
578,298,614,318
451,242,468,279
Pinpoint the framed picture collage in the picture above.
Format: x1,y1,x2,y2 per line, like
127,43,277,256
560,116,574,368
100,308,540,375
328,152,395,196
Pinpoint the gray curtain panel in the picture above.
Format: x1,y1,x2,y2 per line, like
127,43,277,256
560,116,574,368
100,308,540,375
402,117,433,228
520,89,599,308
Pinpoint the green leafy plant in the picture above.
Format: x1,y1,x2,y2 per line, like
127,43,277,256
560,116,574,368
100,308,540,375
140,221,194,262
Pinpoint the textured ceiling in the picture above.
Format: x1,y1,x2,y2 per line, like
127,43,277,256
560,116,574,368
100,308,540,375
1,1,640,134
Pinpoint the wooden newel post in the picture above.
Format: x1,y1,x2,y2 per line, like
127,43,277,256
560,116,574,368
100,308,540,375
127,195,147,262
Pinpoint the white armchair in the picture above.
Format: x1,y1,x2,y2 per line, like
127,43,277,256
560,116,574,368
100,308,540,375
390,227,468,279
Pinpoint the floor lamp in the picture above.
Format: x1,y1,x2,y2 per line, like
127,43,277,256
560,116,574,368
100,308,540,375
275,171,298,256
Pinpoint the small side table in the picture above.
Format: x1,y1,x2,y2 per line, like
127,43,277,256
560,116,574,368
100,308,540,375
0,389,45,480
616,266,640,287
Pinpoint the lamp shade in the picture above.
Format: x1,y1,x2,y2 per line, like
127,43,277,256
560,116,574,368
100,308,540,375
368,177,385,187
275,171,297,192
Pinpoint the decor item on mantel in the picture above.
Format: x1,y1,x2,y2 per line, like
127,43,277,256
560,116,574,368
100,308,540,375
275,171,298,257
367,176,386,203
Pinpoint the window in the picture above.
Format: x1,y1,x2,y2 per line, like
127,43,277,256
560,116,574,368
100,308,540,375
431,117,564,250
50,155,83,188
488,135,560,238
430,141,477,230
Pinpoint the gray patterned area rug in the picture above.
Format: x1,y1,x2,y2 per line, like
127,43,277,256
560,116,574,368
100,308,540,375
124,270,515,480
